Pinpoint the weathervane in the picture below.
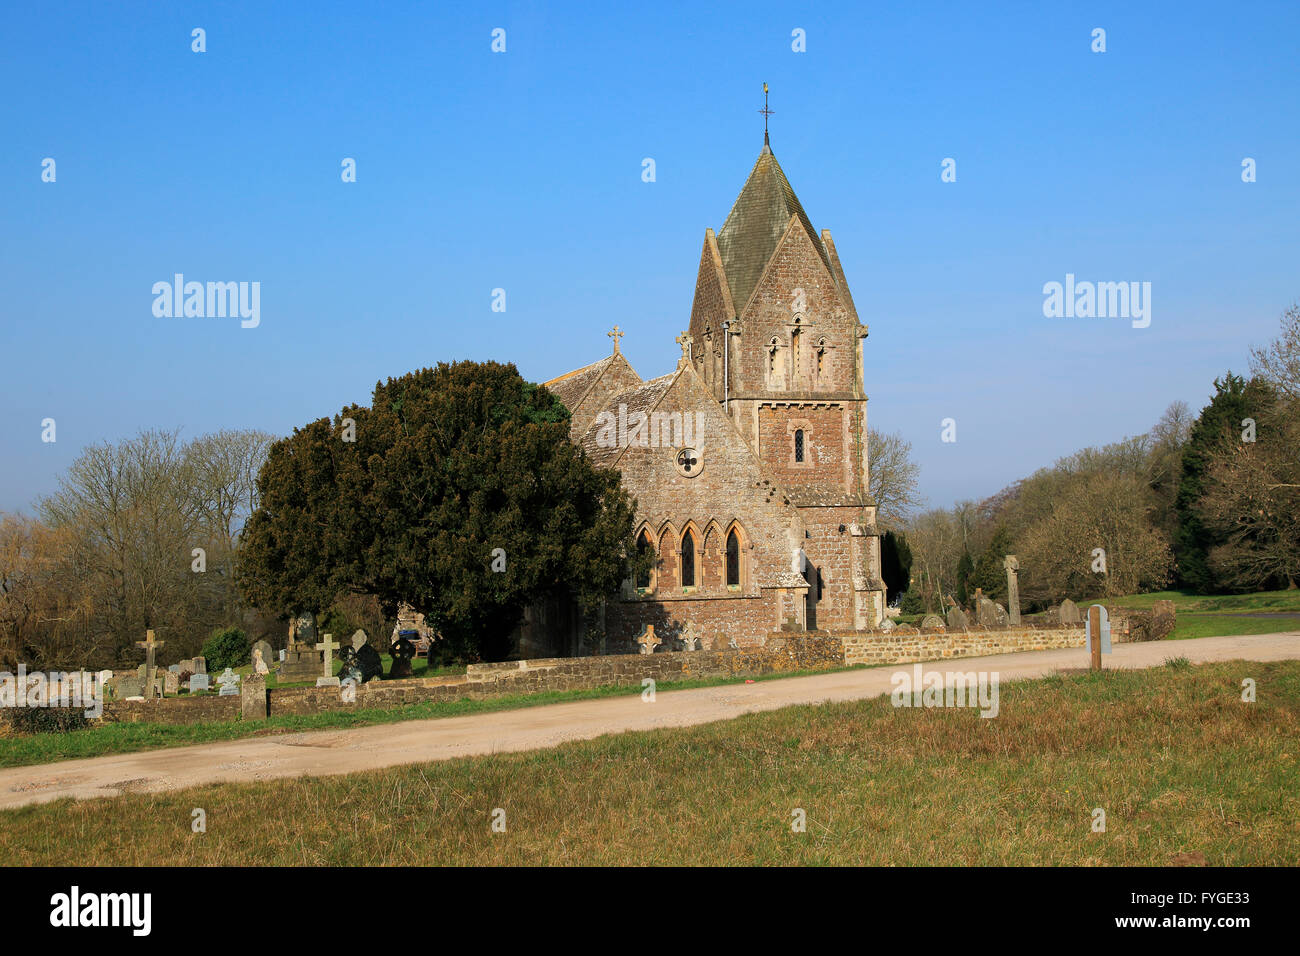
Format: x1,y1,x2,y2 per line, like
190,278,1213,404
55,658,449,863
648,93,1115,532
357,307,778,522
758,82,774,146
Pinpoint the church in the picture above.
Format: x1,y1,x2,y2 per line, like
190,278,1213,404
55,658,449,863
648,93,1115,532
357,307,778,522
532,130,887,654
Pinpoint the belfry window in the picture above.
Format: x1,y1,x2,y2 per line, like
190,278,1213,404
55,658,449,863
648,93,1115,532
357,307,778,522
794,429,805,463
726,529,741,587
681,530,696,588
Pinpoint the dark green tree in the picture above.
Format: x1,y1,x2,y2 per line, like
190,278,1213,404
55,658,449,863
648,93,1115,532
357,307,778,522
880,530,913,605
970,526,1013,604
1174,373,1275,593
955,550,974,606
238,361,642,661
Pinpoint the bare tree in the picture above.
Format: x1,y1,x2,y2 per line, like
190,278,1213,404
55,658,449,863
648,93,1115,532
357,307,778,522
1250,304,1300,401
868,429,922,528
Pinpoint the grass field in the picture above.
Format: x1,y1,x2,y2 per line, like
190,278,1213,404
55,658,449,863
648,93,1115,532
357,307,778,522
2,660,1295,865
0,667,842,770
1071,589,1300,641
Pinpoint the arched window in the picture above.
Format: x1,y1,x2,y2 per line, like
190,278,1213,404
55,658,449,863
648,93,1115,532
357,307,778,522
681,529,696,588
726,528,740,587
635,530,652,590
794,429,805,463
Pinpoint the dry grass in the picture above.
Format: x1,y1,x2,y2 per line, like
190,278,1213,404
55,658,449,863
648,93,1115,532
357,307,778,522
3,660,1297,866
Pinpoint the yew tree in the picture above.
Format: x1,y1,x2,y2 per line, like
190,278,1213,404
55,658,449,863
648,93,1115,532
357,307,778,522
237,361,640,661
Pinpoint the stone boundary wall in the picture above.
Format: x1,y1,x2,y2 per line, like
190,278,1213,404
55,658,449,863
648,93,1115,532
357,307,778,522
837,624,1086,667
98,627,1101,725
101,635,843,725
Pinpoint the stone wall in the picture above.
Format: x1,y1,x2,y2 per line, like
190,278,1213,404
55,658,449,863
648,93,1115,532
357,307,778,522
838,624,1086,667
105,694,240,724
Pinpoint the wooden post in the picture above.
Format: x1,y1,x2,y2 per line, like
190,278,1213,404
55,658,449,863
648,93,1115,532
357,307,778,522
1089,605,1102,672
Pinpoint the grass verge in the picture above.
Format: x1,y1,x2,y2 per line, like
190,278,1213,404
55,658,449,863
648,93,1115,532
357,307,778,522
1,660,1294,865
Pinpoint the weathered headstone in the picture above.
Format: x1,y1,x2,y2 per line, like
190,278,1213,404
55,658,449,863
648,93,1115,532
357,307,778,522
389,635,416,678
946,606,969,630
251,640,273,676
217,668,240,696
920,614,946,630
168,664,181,675
994,603,1009,626
278,649,286,662
337,646,363,685
878,618,895,633
316,633,341,687
355,642,383,682
351,629,369,650
636,624,661,655
162,670,180,696
976,597,1000,627
679,623,699,652
241,673,267,720
188,673,211,693
278,614,324,683
191,655,207,675
1004,555,1021,626
1060,599,1081,624
117,675,144,700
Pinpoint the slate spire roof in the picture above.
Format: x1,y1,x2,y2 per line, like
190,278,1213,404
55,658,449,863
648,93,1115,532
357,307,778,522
714,143,831,313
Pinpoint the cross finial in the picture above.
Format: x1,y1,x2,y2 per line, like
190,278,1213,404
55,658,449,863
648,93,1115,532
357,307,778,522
676,331,693,364
758,82,774,146
607,325,624,354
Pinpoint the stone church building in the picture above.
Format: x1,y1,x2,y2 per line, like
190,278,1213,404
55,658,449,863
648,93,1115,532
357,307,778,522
531,137,887,654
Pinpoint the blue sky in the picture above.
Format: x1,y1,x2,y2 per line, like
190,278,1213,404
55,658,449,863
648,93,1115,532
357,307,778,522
2,0,1297,514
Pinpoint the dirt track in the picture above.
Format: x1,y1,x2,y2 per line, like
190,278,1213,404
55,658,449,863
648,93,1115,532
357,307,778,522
1,631,1295,810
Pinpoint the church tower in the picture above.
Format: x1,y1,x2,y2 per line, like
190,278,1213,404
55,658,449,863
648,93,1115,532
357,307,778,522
685,134,884,629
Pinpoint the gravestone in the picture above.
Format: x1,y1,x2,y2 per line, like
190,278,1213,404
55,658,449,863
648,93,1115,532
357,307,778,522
1004,555,1021,626
679,623,699,652
1060,599,1081,624
251,640,273,676
191,656,207,675
994,603,1009,625
389,635,416,677
356,642,384,682
636,625,661,655
946,606,969,630
241,673,267,720
188,673,211,694
278,649,286,662
117,675,144,700
217,668,240,696
162,671,180,696
168,664,181,675
920,614,946,630
337,646,363,686
976,597,1000,628
878,618,895,633
316,633,341,687
351,629,369,650
278,614,324,683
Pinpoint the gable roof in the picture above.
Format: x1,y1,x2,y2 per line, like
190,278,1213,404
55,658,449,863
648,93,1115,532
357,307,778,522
714,144,831,314
577,372,678,469
542,356,616,411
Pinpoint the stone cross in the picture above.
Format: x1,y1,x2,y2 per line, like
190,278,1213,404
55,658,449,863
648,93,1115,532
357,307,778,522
135,629,165,697
636,625,661,655
608,325,624,353
315,632,340,680
1003,555,1021,626
675,331,693,363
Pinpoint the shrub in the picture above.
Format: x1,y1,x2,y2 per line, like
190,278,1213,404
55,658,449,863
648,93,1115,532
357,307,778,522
202,626,251,671
899,587,927,616
2,706,90,736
